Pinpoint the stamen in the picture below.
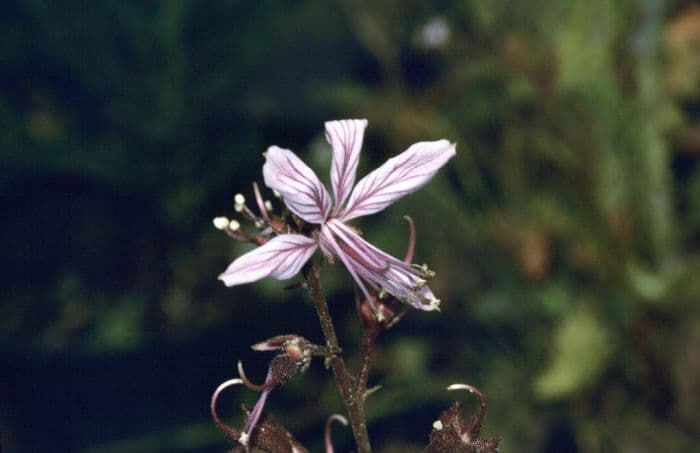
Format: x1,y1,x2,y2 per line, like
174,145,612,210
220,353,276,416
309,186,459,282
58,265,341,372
403,215,416,263
413,263,436,278
447,383,488,441
213,216,230,230
252,182,270,221
210,378,244,442
320,227,373,304
330,219,417,274
232,192,263,223
325,414,349,453
242,368,274,441
340,242,390,274
448,383,480,393
327,221,389,273
237,360,276,392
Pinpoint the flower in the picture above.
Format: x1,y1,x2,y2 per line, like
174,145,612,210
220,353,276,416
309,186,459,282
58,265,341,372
425,384,501,452
211,335,323,451
218,119,456,311
210,377,308,452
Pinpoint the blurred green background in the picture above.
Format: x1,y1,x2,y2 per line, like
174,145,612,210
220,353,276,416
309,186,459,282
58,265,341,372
2,0,700,451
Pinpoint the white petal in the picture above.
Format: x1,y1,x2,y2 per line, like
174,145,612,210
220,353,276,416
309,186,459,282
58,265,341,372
325,119,368,212
340,140,456,221
319,225,373,300
218,234,317,287
325,219,440,311
263,146,331,224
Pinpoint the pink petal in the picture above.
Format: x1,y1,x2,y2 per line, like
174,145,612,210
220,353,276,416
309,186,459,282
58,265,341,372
340,140,456,221
325,119,368,213
218,234,317,287
325,219,440,311
263,146,331,224
319,225,373,300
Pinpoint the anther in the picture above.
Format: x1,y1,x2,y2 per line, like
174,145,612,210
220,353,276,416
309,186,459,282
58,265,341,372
213,216,230,230
228,219,241,231
264,200,273,211
234,193,246,205
417,264,436,278
433,420,444,431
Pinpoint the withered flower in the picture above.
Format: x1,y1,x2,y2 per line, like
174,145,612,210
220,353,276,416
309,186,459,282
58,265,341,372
211,335,326,452
425,384,501,453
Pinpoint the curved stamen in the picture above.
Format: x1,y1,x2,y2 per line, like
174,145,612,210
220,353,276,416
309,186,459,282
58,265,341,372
326,221,388,272
329,219,418,275
210,378,244,443
320,226,372,300
447,383,486,407
403,215,415,264
237,360,277,392
325,414,349,453
339,241,390,274
253,182,270,221
242,368,274,442
447,383,488,438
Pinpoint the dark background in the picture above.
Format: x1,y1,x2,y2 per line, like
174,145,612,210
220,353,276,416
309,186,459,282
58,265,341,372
2,0,700,451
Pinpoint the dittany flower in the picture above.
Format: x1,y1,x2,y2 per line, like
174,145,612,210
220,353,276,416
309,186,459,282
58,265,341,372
218,119,455,311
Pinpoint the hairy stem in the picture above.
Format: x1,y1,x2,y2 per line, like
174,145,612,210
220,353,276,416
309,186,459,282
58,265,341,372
303,262,372,453
356,325,378,400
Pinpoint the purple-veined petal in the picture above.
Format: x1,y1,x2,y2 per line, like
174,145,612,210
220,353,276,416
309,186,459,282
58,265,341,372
325,219,440,311
325,119,368,213
218,234,317,287
340,140,456,221
263,146,331,224
384,269,440,311
319,225,373,301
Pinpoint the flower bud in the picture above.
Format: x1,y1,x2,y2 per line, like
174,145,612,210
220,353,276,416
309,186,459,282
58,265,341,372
425,384,501,452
